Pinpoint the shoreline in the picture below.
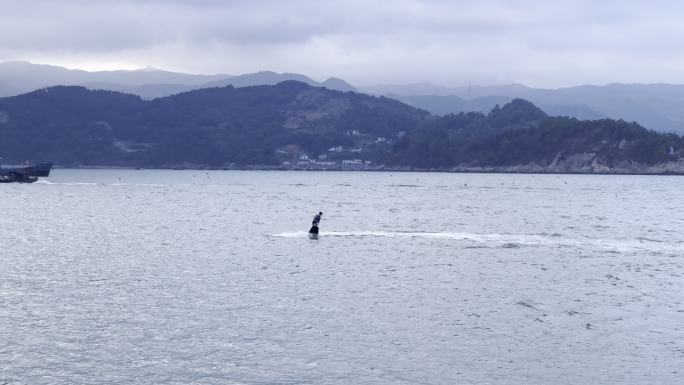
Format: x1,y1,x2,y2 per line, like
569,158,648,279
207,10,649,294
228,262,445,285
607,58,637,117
47,165,684,176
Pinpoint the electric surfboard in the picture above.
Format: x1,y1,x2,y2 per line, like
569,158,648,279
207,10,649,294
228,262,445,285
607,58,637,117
308,225,319,239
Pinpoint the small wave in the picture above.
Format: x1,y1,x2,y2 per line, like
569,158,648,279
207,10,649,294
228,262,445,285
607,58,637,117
386,184,421,188
106,183,167,187
635,237,665,243
34,181,97,186
516,300,542,311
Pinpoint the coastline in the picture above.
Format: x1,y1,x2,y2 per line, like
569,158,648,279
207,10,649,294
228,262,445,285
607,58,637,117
48,162,684,176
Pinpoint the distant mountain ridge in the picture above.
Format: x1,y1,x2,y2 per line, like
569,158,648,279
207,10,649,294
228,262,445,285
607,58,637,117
0,61,357,99
3,61,684,134
363,82,684,134
0,61,230,96
194,71,357,93
392,94,606,121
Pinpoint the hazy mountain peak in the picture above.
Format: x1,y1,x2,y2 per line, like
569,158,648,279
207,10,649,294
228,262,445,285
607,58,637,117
273,80,312,91
322,77,356,92
498,98,547,114
489,98,548,126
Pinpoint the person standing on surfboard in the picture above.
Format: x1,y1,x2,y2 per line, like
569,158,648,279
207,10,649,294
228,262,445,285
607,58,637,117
309,212,322,235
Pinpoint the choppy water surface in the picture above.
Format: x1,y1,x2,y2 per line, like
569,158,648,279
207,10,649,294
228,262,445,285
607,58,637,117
1,170,683,385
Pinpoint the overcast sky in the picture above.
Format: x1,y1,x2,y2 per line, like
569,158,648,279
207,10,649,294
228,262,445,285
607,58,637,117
1,0,682,87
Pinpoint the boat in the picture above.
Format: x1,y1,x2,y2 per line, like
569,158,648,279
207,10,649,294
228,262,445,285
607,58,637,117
0,163,53,183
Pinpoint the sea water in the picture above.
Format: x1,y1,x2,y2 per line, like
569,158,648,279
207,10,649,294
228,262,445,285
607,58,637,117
1,170,683,385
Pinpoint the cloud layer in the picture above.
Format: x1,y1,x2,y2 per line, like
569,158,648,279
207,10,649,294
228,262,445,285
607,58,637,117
1,0,682,87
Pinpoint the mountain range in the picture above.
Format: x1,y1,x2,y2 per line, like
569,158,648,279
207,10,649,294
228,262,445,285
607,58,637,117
0,61,357,99
2,61,684,135
1,81,683,173
361,83,684,134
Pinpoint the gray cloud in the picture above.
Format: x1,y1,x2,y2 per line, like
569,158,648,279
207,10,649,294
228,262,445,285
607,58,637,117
0,0,682,87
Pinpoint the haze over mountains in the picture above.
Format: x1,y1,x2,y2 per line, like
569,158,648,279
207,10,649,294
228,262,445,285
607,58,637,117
0,61,357,99
2,61,684,134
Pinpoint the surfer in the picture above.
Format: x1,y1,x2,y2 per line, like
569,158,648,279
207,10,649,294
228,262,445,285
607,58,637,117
309,212,322,238
312,212,322,227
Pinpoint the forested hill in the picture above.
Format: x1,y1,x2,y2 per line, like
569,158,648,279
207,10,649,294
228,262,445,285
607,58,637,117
1,81,683,173
391,111,684,173
0,82,429,166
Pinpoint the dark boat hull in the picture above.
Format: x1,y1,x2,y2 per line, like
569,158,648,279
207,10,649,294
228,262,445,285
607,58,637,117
0,163,52,183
